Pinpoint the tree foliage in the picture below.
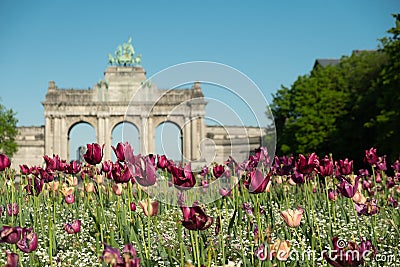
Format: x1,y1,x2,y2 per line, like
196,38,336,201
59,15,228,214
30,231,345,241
0,99,18,157
271,13,400,166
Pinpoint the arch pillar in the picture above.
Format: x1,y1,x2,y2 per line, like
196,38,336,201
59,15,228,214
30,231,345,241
54,117,61,156
147,117,154,154
140,116,147,155
60,116,68,160
105,116,111,161
45,116,53,157
97,116,112,161
182,118,191,163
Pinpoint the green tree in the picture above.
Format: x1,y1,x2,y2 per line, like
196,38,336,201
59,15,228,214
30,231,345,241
370,13,400,162
271,64,349,156
0,99,18,157
272,50,388,162
333,50,388,162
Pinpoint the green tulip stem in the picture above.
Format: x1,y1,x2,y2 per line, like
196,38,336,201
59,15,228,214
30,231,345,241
147,196,151,261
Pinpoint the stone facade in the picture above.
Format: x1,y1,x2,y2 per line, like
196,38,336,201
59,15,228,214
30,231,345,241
13,65,265,169
12,126,45,169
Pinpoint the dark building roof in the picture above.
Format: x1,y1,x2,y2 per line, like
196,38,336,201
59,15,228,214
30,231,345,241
313,59,340,69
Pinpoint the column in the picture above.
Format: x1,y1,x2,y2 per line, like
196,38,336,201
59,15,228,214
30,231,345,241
45,116,53,156
199,117,206,161
104,117,112,161
183,118,191,162
60,116,67,160
147,117,154,154
54,117,61,155
191,117,198,160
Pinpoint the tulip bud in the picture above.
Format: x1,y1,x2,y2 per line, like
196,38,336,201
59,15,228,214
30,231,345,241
6,250,19,267
96,175,105,184
7,203,19,216
112,183,123,195
0,154,11,171
65,194,75,204
85,182,95,193
64,220,81,234
139,199,159,216
130,202,136,211
328,188,338,201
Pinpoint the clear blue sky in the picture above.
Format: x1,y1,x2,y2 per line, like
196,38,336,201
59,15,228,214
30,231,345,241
0,0,398,160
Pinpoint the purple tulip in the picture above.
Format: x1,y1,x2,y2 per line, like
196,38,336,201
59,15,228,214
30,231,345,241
122,243,140,267
132,156,156,186
0,226,22,244
65,160,81,175
291,170,306,184
219,187,232,197
43,155,56,171
83,143,104,165
364,147,380,166
112,142,125,162
64,220,81,234
295,153,319,175
171,163,196,189
101,243,123,266
130,202,136,211
272,155,295,176
101,243,140,267
391,159,400,173
181,205,213,231
386,177,396,189
337,176,360,198
65,194,75,204
354,199,380,216
388,196,398,208
328,188,338,201
19,164,30,175
245,169,272,194
5,250,19,267
24,176,45,196
156,154,169,169
111,162,133,184
359,238,377,261
319,156,334,177
242,202,254,215
16,228,38,253
199,166,209,177
213,164,225,178
376,156,387,171
253,147,270,167
6,203,19,216
102,160,113,179
335,159,353,176
0,154,11,171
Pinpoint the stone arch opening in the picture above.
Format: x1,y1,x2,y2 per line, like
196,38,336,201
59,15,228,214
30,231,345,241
68,121,96,162
111,121,140,160
155,121,183,162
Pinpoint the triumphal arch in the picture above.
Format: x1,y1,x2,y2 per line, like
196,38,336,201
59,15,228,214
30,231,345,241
42,39,206,162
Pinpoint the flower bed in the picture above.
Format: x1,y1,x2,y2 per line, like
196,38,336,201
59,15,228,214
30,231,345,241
0,145,399,266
